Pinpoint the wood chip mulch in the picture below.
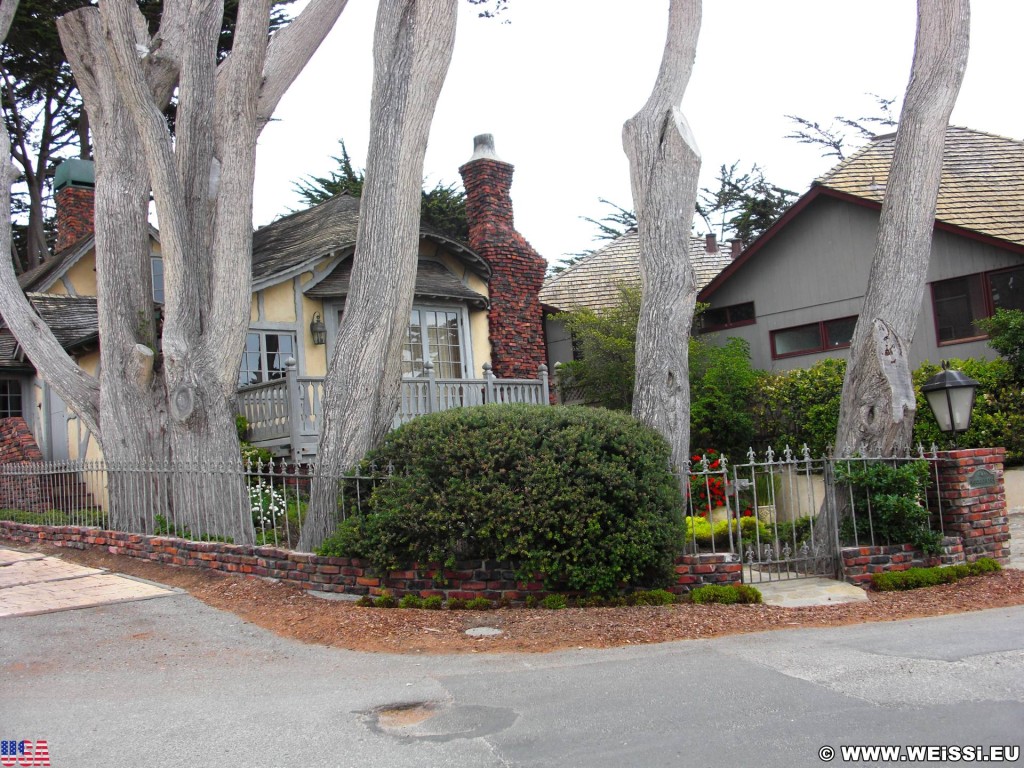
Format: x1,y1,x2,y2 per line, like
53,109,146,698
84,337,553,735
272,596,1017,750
19,542,1024,655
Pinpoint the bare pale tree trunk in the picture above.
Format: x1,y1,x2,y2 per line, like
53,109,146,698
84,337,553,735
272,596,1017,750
623,0,702,486
301,0,458,551
834,0,969,458
0,0,348,541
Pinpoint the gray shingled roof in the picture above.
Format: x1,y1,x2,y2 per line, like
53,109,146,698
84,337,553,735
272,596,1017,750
0,294,98,370
539,231,735,313
305,258,488,309
817,126,1024,247
252,193,490,283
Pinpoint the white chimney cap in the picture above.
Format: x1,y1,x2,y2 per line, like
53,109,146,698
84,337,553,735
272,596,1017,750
467,133,503,163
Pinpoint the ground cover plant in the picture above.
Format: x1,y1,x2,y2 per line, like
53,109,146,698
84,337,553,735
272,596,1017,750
871,558,1001,591
689,584,763,604
318,404,685,596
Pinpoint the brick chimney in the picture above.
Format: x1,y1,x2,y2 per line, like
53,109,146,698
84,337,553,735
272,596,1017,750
705,233,717,253
54,159,95,252
459,134,547,381
729,238,744,259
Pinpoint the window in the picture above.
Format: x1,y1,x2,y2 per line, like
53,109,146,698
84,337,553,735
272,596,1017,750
771,316,857,359
932,266,1024,344
151,257,164,304
238,331,295,386
699,302,755,333
0,379,22,418
403,308,465,379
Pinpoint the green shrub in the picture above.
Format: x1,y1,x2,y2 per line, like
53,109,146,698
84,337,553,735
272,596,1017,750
750,358,845,458
422,595,443,610
316,515,367,559
349,404,685,596
684,515,772,550
631,589,677,606
871,558,1002,591
523,595,537,609
0,508,108,527
540,594,567,610
465,596,493,610
446,598,467,610
373,590,398,608
835,460,943,555
978,308,1024,380
690,584,762,604
355,595,374,607
399,594,423,609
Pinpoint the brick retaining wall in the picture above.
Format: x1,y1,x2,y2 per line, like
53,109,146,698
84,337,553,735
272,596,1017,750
0,522,741,600
840,537,965,587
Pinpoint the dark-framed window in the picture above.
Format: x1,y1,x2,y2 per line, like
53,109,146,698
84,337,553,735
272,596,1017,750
151,257,164,304
771,316,857,359
932,265,1024,344
699,302,755,333
238,331,296,386
0,379,23,418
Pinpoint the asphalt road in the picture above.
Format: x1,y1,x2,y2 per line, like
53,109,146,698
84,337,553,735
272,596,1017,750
3,589,1023,768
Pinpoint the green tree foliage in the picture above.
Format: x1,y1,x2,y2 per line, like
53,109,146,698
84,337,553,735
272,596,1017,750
978,308,1024,381
323,404,685,595
689,336,761,458
751,358,846,457
553,285,641,410
785,94,898,161
292,139,469,241
697,162,796,244
547,197,636,276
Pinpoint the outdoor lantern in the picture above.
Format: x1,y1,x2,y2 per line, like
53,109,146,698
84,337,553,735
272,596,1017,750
309,312,326,345
921,361,980,443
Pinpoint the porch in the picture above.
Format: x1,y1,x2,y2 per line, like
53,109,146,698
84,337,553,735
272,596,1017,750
236,358,551,461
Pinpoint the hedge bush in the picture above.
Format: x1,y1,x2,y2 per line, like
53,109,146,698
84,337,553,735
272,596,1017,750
690,584,763,604
871,558,1002,591
320,404,685,596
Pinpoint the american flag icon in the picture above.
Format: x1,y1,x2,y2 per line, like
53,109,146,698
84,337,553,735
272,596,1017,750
0,740,50,766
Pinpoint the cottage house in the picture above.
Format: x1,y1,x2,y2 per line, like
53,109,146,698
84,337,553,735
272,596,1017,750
0,135,550,462
698,126,1024,370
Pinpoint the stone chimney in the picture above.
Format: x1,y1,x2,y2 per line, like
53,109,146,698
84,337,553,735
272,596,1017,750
54,159,95,252
705,233,717,253
729,238,744,260
459,134,547,381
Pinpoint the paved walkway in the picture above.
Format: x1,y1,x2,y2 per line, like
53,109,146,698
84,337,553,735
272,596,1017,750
0,547,178,618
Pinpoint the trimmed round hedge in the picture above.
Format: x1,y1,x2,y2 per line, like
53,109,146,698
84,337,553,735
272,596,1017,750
326,404,685,595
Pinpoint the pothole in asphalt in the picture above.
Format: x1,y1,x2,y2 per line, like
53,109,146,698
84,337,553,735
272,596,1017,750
366,700,518,743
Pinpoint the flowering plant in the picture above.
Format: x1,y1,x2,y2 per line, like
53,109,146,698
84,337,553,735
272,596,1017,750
687,448,726,513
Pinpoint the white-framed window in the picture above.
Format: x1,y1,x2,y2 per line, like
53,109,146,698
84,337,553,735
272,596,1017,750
151,257,164,304
403,307,469,379
0,378,23,418
238,331,296,387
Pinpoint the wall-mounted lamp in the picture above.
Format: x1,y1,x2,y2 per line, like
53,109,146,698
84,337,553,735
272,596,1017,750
309,312,326,345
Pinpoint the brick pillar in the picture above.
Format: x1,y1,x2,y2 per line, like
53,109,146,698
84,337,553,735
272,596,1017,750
935,447,1011,563
458,134,547,381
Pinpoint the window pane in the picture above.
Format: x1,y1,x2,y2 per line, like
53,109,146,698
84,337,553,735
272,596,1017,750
239,333,262,386
729,302,755,324
824,316,857,348
151,258,164,304
773,324,822,356
403,312,424,377
237,332,296,386
933,275,986,342
0,380,22,418
265,334,293,380
990,267,1024,312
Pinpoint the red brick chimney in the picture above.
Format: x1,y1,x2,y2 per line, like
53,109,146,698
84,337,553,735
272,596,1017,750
54,159,95,252
459,134,547,381
705,233,717,253
729,238,744,259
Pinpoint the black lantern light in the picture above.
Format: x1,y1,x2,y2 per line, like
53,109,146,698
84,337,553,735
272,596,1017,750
309,312,327,345
921,361,980,446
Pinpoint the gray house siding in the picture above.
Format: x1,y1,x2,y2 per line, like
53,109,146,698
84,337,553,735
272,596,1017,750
702,195,1021,371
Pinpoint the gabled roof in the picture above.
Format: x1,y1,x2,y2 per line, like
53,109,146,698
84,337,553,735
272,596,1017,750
700,126,1024,301
0,294,98,370
539,231,734,313
818,126,1024,247
251,193,490,286
305,258,489,309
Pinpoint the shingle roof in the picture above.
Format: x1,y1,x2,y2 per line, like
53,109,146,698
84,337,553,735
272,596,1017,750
539,231,734,313
0,294,98,370
817,126,1024,247
305,258,488,309
251,193,490,283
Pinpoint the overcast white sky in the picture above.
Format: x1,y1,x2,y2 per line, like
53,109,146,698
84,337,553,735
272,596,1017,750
253,0,1023,263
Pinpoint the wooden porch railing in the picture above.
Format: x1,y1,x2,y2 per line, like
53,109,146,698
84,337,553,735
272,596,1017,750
236,359,550,462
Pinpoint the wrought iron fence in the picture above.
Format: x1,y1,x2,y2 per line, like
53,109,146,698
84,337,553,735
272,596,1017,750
684,445,944,583
0,458,390,549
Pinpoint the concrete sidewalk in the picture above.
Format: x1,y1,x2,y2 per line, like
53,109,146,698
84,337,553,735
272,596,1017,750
0,546,178,618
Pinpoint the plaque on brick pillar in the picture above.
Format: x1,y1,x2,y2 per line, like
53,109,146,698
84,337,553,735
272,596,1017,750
967,468,997,489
